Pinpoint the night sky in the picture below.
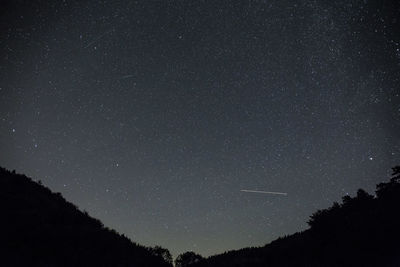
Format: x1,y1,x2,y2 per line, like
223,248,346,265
1,0,399,257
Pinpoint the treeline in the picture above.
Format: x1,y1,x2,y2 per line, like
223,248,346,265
177,166,400,267
0,167,173,267
2,165,400,266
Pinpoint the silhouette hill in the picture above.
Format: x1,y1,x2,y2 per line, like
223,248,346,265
184,166,400,267
0,167,173,267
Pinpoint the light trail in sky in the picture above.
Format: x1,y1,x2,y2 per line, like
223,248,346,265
240,190,287,196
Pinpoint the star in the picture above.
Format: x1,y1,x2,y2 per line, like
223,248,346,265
1,0,398,259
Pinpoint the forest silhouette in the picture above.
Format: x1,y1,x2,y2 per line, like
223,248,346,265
0,167,172,267
1,166,399,266
181,166,400,267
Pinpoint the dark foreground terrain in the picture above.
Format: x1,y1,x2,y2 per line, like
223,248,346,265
0,167,173,267
2,166,400,267
180,166,400,267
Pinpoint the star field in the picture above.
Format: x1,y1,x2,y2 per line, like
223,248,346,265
1,0,399,257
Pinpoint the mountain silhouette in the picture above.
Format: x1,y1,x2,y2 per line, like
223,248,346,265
2,166,400,266
181,166,400,267
0,167,173,267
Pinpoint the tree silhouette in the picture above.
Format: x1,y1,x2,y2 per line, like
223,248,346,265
151,245,173,265
175,251,204,267
185,165,400,267
376,166,400,199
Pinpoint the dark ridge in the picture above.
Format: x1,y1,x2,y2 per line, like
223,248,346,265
183,166,400,267
0,167,173,267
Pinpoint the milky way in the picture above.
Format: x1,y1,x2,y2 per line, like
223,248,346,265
0,0,399,257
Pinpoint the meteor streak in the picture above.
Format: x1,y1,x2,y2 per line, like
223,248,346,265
240,189,287,196
84,29,114,49
119,74,134,80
